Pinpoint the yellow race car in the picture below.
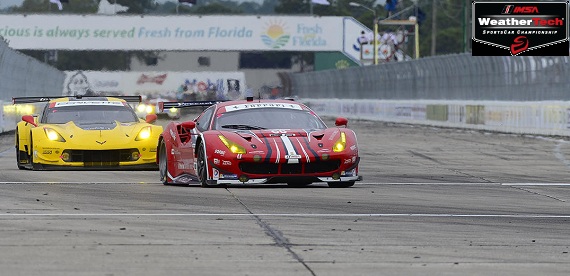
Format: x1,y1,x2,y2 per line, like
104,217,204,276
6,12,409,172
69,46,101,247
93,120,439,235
14,95,163,170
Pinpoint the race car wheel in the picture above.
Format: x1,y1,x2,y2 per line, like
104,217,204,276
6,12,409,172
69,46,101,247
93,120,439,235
15,131,25,170
327,181,355,188
158,140,169,185
197,143,209,188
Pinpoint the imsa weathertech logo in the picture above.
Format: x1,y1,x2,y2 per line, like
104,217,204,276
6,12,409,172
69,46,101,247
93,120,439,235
473,1,568,56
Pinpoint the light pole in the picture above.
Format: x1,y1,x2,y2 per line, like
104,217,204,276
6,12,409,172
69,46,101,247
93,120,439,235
349,2,378,65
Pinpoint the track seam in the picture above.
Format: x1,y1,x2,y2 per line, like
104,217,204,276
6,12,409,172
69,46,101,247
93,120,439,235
225,188,317,276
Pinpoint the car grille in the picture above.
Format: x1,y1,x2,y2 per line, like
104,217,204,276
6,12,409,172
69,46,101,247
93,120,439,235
239,160,340,175
63,149,138,166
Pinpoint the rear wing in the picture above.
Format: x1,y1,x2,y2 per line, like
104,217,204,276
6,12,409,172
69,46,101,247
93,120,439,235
158,101,221,113
12,95,142,104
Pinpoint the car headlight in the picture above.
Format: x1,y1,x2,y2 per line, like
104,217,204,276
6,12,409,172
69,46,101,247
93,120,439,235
44,127,66,142
136,126,152,141
218,135,246,154
332,132,346,152
146,105,154,114
136,104,147,113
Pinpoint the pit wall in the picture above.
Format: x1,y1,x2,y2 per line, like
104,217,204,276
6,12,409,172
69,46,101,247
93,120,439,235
304,99,570,137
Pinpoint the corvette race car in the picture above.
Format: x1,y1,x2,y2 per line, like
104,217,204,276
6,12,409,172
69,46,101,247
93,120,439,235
14,95,163,170
157,98,361,187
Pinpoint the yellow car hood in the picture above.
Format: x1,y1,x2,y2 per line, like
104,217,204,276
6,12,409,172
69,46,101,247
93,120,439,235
49,121,153,147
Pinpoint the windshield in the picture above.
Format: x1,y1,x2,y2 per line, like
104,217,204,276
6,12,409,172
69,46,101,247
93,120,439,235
43,104,139,124
214,108,326,130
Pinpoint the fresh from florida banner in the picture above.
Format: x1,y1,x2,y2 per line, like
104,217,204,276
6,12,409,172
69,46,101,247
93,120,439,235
0,15,343,52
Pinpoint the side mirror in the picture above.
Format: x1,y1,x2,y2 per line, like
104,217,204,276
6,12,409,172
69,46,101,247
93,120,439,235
181,121,196,130
22,115,38,127
145,114,158,124
335,117,348,127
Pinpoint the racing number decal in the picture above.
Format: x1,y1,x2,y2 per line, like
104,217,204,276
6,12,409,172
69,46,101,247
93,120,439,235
271,129,289,134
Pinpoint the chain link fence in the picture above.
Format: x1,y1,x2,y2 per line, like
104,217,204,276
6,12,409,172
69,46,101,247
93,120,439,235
0,37,65,102
284,53,570,101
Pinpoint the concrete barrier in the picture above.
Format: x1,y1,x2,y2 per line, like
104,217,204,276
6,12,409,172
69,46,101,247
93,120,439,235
304,99,570,137
1,101,38,134
5,98,570,138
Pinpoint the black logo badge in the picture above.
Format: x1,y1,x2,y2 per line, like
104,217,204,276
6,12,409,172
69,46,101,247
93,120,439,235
472,1,568,56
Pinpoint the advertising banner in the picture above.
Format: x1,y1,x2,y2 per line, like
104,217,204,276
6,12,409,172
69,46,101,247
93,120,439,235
472,1,569,56
1,15,342,52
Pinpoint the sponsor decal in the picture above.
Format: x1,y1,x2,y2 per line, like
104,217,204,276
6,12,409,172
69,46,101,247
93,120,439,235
214,149,225,156
220,173,238,180
222,160,232,166
213,168,219,180
54,101,123,107
177,163,190,170
472,1,568,56
261,20,290,49
225,103,303,112
343,169,356,177
213,158,220,165
137,73,167,85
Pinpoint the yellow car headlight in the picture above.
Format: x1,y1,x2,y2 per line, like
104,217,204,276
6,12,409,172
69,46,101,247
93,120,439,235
218,135,246,154
332,132,346,152
44,127,66,142
136,126,152,141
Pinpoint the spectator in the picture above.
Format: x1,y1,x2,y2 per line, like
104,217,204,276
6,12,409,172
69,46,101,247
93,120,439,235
357,31,369,45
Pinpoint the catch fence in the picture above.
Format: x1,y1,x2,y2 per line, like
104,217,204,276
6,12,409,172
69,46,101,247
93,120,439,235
284,53,570,102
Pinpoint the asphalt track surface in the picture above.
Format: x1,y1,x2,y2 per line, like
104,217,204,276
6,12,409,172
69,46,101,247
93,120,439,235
0,116,569,275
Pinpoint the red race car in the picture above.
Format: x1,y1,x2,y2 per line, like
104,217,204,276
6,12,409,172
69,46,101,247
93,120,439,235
156,98,361,187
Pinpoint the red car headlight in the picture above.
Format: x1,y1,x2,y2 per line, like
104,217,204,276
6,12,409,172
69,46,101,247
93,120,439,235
332,132,346,152
218,135,247,154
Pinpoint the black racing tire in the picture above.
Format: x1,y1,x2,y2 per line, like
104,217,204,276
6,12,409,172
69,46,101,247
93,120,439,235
158,139,169,185
196,143,209,188
15,131,25,170
327,181,355,188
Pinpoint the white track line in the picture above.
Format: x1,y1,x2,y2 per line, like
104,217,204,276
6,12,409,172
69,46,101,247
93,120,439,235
0,181,570,185
0,213,568,218
2,182,570,186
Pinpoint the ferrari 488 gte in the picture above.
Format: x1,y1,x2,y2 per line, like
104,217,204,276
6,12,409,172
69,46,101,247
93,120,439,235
157,98,361,187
